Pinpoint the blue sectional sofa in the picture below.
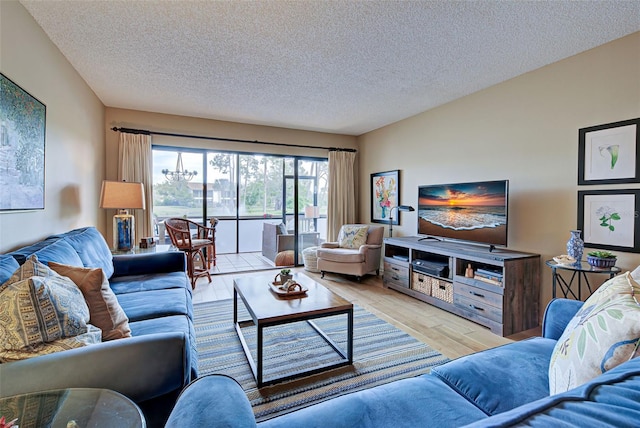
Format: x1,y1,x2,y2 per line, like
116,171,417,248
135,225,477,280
0,227,196,428
165,298,640,427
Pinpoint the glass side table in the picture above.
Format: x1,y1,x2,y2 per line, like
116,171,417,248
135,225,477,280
0,388,145,428
111,244,173,255
545,260,621,300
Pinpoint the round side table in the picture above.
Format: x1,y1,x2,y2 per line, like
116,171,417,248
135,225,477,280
0,388,145,427
545,260,621,300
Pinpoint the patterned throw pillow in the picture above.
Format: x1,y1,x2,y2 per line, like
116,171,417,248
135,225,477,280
338,225,369,249
49,262,131,341
548,272,640,394
0,254,56,292
0,275,101,362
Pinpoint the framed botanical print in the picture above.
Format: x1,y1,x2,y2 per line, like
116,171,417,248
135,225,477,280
578,189,640,253
371,170,399,224
578,118,640,185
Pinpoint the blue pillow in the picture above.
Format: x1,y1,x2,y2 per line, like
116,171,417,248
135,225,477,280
0,255,20,284
5,237,62,264
59,227,114,278
431,338,556,415
277,223,288,235
32,240,84,267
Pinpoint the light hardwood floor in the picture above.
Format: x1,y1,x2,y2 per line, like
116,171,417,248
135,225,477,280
192,265,540,360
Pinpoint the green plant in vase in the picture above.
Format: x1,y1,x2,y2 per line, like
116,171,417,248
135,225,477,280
277,268,293,283
587,250,617,269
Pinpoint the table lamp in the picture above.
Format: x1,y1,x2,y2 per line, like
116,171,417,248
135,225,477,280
389,205,415,237
100,180,146,251
305,205,320,231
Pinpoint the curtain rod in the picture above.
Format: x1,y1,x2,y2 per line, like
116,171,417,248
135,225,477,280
111,127,357,152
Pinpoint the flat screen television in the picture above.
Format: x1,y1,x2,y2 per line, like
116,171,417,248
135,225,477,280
417,180,509,248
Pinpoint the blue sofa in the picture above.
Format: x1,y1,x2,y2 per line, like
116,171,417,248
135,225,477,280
0,227,197,427
165,298,640,427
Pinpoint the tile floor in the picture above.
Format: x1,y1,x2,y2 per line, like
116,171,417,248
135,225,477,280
211,252,275,275
192,252,300,304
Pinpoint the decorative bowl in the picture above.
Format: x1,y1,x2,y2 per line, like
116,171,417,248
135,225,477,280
553,255,576,265
587,255,617,269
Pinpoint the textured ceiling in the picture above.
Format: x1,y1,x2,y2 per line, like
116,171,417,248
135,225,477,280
20,1,640,136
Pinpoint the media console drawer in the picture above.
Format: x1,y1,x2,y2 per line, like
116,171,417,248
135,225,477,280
455,282,502,308
454,293,502,323
383,260,409,288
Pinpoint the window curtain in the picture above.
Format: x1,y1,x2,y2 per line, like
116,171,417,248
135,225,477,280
118,132,153,242
327,150,357,241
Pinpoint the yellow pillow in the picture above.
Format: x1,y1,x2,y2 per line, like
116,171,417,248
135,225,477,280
548,272,640,394
338,225,369,249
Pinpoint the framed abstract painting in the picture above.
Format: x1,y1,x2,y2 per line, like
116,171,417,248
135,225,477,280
371,170,399,224
0,73,46,211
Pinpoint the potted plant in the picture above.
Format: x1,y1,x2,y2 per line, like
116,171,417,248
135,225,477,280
277,268,292,283
586,250,617,268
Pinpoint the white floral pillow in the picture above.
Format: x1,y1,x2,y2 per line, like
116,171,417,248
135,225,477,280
338,225,369,249
548,272,640,394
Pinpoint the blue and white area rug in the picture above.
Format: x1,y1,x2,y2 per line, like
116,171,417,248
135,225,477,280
194,299,449,422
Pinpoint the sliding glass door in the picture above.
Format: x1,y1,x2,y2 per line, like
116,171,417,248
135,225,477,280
152,150,204,244
206,152,237,254
152,147,327,266
283,158,328,264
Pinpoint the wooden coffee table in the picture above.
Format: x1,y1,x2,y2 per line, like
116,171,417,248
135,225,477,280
234,273,353,387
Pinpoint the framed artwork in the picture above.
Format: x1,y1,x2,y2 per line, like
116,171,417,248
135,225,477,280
0,73,46,211
578,189,640,253
578,118,640,185
371,170,399,224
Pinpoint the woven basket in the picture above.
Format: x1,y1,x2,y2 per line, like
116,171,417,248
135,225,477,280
430,279,453,303
412,272,431,295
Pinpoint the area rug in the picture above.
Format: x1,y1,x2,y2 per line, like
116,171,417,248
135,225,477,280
194,299,449,422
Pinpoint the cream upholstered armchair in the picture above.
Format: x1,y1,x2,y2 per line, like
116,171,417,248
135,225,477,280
317,224,384,281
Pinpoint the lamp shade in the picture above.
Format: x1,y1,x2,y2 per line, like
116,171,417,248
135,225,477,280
100,181,146,210
305,205,320,219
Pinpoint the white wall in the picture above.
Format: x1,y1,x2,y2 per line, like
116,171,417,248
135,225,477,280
358,32,640,313
0,1,105,252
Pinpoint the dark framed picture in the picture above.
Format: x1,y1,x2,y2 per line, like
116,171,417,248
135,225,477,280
0,73,46,211
578,189,640,253
371,170,399,224
578,118,640,185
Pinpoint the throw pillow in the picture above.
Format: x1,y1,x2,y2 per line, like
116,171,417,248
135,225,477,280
49,262,131,341
0,275,101,362
277,223,288,235
548,272,640,394
338,225,369,249
1,254,56,291
0,255,20,285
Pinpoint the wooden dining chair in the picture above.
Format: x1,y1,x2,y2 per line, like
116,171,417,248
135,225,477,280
198,217,219,269
164,218,213,289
